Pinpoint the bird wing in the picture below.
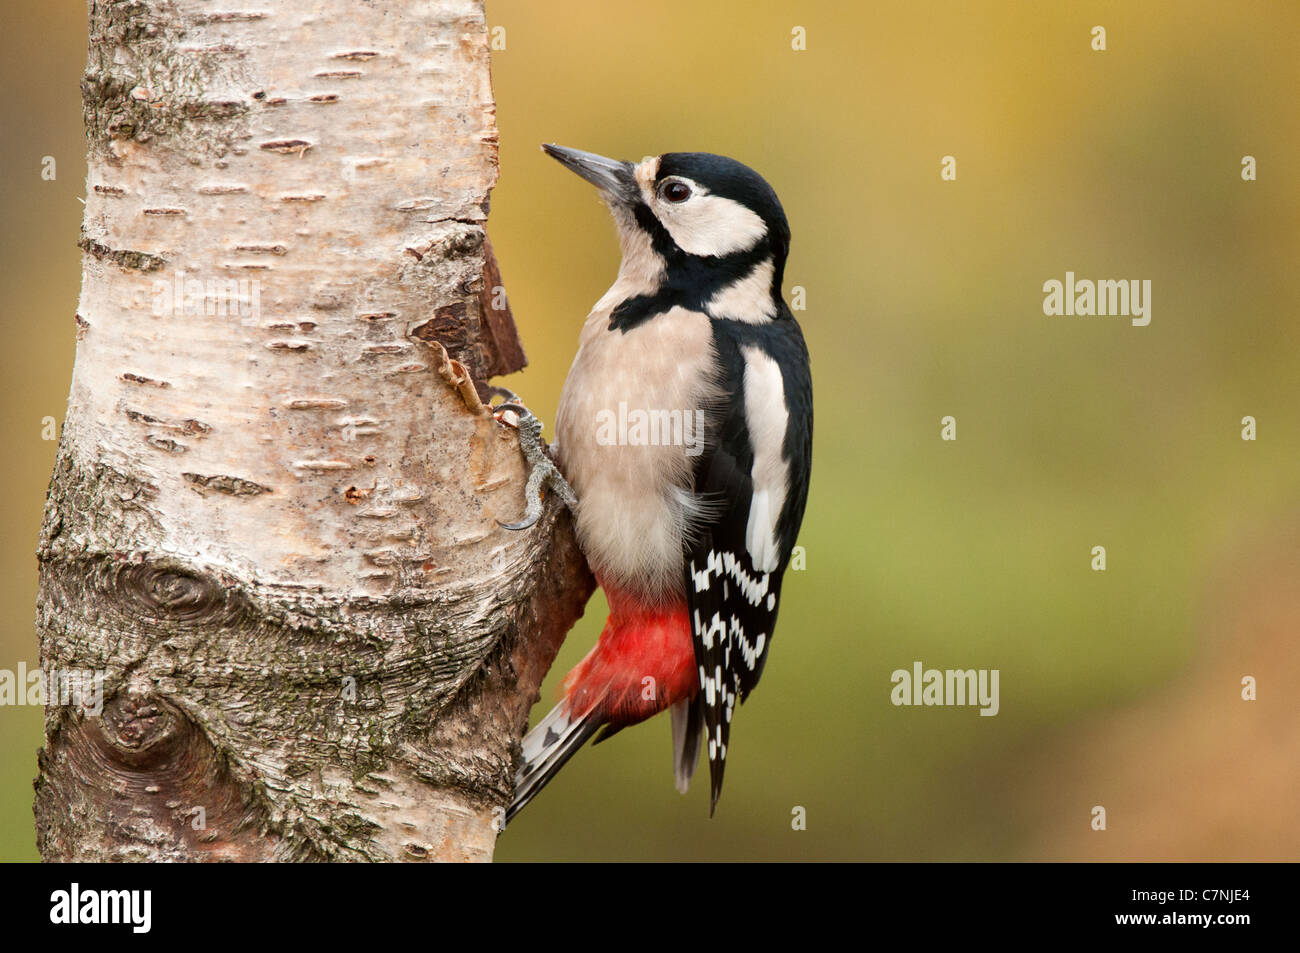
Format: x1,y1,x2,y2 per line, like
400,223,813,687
685,317,812,813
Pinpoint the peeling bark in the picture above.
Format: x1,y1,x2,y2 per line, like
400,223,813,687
35,0,593,862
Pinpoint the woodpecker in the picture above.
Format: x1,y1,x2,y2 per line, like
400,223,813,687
503,144,812,823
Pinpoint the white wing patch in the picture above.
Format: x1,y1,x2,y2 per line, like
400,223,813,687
746,490,777,573
741,346,789,573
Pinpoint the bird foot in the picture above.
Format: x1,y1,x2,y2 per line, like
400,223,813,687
491,392,577,530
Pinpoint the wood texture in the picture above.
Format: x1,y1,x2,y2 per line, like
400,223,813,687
34,0,590,862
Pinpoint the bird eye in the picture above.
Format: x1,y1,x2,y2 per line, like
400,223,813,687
660,180,692,203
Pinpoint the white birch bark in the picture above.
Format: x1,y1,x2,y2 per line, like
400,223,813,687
35,0,592,862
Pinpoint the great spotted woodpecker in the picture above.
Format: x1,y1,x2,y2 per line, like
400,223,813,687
502,145,812,822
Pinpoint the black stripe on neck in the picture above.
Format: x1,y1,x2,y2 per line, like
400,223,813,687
608,205,784,333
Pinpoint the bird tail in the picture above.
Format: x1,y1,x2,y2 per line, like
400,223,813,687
505,698,603,825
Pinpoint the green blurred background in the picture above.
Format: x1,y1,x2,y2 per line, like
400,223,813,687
2,1,1296,861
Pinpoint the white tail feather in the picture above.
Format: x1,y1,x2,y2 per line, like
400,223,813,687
670,697,704,794
506,698,602,824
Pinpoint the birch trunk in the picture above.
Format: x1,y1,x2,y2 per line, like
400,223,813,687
34,0,592,862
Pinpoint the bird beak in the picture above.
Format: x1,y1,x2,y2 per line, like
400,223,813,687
542,144,638,205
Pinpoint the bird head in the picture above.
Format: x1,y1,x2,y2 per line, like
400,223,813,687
542,144,790,312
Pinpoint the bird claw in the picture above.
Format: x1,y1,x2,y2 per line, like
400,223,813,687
492,397,577,531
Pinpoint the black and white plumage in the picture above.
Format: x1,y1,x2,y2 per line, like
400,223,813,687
506,146,812,819
686,311,812,810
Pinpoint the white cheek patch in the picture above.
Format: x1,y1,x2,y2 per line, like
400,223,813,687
740,346,790,572
659,190,768,258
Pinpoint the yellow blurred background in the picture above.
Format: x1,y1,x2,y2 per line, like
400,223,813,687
1,1,1296,861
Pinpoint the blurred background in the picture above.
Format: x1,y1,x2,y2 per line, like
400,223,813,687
2,0,1296,861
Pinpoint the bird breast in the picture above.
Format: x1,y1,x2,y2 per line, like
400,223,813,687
555,304,722,603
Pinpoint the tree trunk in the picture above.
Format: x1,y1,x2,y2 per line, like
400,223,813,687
34,0,592,862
